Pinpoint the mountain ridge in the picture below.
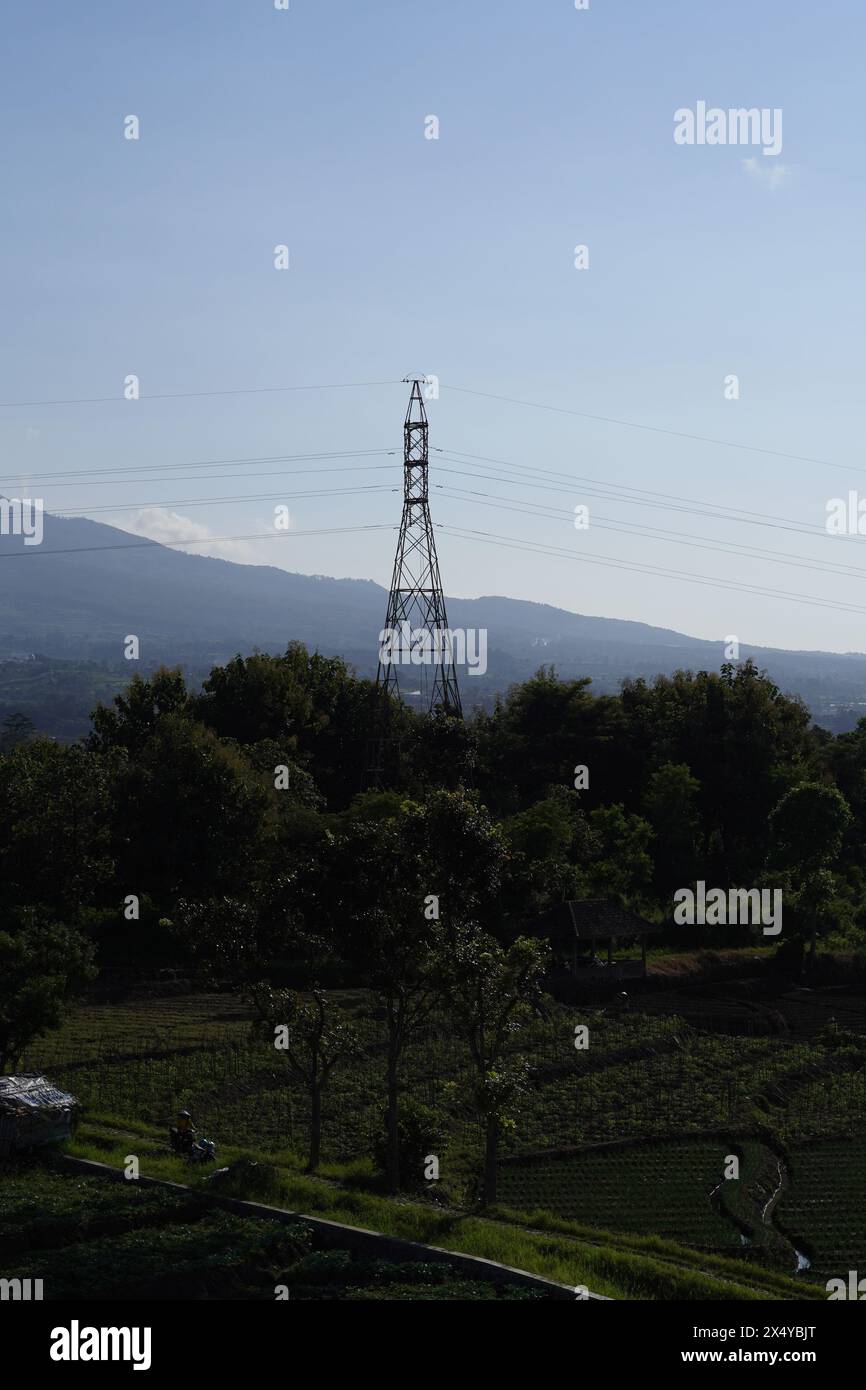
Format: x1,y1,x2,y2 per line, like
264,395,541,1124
2,511,866,735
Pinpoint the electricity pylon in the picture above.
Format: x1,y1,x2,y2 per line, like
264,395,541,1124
374,378,463,717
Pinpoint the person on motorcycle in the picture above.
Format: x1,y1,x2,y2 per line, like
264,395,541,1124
170,1109,197,1154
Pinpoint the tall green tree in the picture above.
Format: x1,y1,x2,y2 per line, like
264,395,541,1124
249,985,360,1172
113,714,268,903
0,916,96,1072
193,642,400,807
642,761,702,898
434,926,550,1206
0,740,117,917
769,782,852,970
89,668,189,755
332,789,505,1190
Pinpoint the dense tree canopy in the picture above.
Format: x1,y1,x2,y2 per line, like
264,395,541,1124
1,647,862,982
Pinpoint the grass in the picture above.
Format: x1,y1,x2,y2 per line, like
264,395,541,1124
0,1160,545,1301
58,1117,825,1301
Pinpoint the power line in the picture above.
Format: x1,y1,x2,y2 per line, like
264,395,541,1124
436,447,866,547
54,483,397,517
7,462,397,492
440,384,863,477
8,437,862,586
438,524,866,618
4,366,855,485
435,485,866,583
437,455,812,533
0,379,402,409
0,448,396,487
12,435,840,543
436,522,866,619
0,523,395,561
3,430,845,551
438,446,818,528
8,444,861,584
30,461,397,492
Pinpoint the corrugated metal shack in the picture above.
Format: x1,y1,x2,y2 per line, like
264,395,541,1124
0,1074,78,1156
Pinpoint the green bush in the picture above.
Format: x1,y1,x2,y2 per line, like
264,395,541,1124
372,1098,446,1190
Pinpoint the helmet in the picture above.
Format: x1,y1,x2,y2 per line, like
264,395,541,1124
178,1110,192,1118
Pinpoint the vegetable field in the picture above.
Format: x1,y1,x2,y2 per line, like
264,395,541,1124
778,1137,866,1284
16,989,866,1288
497,1139,738,1247
0,1162,547,1301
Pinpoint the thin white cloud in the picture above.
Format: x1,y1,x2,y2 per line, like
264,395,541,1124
100,506,273,565
742,157,791,191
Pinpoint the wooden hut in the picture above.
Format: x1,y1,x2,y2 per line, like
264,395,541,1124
526,899,662,988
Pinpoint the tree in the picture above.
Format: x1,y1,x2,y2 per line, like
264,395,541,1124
769,781,851,873
333,790,506,1191
825,717,866,870
0,917,96,1072
582,804,654,907
406,709,476,791
642,762,702,898
499,790,591,918
192,643,398,807
474,668,598,815
113,714,269,904
326,815,420,1192
249,985,360,1172
89,669,189,755
621,662,817,884
769,782,852,970
434,926,550,1206
0,740,117,918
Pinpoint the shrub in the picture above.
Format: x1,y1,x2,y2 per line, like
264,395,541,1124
372,1098,445,1190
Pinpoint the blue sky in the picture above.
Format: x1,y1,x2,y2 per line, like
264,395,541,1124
2,0,866,653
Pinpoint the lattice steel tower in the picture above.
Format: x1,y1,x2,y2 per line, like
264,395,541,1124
375,378,462,717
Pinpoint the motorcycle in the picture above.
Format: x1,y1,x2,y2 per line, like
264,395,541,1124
187,1136,217,1164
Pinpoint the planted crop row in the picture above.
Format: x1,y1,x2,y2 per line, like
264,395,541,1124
498,1140,738,1248
778,1137,866,1281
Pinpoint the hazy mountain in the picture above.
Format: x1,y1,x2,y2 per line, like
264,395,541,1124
2,511,866,738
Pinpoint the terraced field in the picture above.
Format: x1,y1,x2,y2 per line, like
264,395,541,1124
777,1137,866,1284
17,990,865,1287
21,995,834,1173
519,1033,818,1148
635,985,866,1041
60,1118,824,1301
776,991,866,1039
497,1139,738,1248
779,1071,866,1140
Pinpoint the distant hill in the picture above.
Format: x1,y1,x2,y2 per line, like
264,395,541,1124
2,511,866,739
